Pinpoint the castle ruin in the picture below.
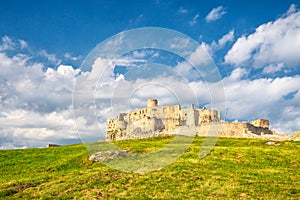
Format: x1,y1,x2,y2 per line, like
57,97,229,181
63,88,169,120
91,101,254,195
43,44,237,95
106,99,274,141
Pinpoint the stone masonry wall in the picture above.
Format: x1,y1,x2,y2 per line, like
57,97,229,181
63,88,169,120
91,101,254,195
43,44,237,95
105,99,275,141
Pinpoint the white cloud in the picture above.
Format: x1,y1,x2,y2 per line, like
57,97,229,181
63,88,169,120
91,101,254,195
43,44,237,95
217,30,235,47
198,30,235,56
263,63,286,74
189,13,200,26
225,5,300,71
114,57,147,67
0,52,81,113
222,70,300,133
0,53,84,149
171,65,300,134
132,50,147,58
39,50,62,65
1,52,300,149
287,3,297,15
178,7,188,14
188,44,212,66
130,49,160,60
205,6,226,22
0,45,219,149
129,14,144,25
56,64,81,78
1,31,300,150
226,68,249,80
19,40,28,49
169,37,192,50
0,36,66,67
64,52,81,61
0,38,129,149
103,32,124,54
174,61,197,81
174,42,218,81
0,36,28,52
0,110,80,149
0,36,15,51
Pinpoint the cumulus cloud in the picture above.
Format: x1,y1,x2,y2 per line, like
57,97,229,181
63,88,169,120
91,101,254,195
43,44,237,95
0,42,220,149
198,30,235,56
225,5,300,72
1,49,300,149
167,66,300,134
222,69,300,133
0,37,87,149
0,36,150,149
205,6,226,22
0,52,82,149
0,110,79,149
1,32,300,150
217,30,235,47
174,43,223,82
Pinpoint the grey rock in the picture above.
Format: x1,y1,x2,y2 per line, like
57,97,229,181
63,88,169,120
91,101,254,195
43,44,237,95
89,150,130,162
266,141,281,146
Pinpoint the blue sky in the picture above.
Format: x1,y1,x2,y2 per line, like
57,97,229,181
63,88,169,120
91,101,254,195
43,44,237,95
0,1,296,67
0,1,300,149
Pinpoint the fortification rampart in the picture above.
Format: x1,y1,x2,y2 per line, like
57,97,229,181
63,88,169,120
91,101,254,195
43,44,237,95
106,99,275,141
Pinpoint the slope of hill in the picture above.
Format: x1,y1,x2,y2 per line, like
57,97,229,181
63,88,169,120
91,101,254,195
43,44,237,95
0,137,299,199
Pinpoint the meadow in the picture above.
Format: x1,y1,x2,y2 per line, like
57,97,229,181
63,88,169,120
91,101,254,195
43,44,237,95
0,136,299,199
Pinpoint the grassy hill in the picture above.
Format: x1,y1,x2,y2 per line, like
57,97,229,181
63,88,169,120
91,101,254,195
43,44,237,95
0,136,299,199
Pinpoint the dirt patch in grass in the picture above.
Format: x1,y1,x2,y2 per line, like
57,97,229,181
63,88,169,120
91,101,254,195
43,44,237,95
0,183,33,197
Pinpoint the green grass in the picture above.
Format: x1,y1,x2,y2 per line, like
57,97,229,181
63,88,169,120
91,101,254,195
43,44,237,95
0,136,299,199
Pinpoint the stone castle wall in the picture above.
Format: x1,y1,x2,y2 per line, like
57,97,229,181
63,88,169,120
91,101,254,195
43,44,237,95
106,99,274,141
196,121,273,138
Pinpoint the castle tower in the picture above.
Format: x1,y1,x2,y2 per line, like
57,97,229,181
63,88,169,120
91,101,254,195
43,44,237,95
147,99,158,108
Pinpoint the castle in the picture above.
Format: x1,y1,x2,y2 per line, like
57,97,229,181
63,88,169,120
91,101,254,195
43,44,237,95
106,99,275,141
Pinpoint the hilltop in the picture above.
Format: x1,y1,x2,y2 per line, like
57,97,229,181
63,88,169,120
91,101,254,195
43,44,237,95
0,137,299,199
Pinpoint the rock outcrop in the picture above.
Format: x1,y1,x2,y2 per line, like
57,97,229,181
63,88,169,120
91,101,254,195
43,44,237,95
89,150,130,162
